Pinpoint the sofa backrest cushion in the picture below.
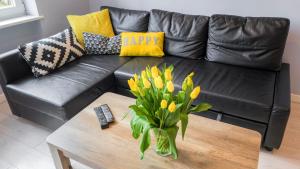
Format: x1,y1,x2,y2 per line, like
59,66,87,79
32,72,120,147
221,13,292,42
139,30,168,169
148,9,209,59
100,6,150,34
207,14,290,71
0,49,31,85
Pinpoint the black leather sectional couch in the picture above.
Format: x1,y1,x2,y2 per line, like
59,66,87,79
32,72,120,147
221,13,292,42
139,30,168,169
0,6,290,150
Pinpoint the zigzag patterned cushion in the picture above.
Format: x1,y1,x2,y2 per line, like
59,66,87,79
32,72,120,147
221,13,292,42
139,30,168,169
18,28,85,77
83,32,121,55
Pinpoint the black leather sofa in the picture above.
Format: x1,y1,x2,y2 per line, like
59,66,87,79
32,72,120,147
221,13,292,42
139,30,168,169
0,6,290,151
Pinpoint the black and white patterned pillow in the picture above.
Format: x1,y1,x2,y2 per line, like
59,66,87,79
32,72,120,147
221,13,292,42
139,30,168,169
18,28,85,77
83,32,121,55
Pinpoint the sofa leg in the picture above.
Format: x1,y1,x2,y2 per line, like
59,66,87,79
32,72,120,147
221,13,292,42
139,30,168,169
264,146,273,151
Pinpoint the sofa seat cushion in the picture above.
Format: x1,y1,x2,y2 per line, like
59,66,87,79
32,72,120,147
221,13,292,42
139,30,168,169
114,56,188,90
76,54,131,90
114,57,276,123
114,56,181,89
165,59,276,123
6,55,131,121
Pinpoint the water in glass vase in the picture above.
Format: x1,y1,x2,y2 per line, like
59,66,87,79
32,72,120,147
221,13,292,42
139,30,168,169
153,128,174,156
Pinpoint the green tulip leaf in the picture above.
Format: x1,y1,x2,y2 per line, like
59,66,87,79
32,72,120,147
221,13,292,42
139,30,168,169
180,113,188,139
130,105,156,125
163,93,171,102
166,104,183,127
177,91,185,103
190,103,212,113
166,126,179,159
168,64,174,71
139,125,151,159
130,114,146,139
130,110,152,160
130,107,150,138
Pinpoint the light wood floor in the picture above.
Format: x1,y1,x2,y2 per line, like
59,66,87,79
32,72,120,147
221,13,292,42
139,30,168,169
0,98,299,169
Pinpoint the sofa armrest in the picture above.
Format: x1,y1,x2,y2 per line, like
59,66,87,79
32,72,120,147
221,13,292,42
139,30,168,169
0,49,31,86
264,63,291,149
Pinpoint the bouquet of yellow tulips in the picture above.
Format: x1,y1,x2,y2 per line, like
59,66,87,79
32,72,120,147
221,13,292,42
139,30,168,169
127,65,211,159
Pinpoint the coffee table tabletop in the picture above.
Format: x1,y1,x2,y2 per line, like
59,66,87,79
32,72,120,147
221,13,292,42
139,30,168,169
47,92,261,169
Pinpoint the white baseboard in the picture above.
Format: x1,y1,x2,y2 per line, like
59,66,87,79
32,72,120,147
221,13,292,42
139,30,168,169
292,94,300,103
0,93,5,104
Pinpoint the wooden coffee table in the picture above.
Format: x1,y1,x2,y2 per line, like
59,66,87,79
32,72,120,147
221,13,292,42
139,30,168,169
47,92,261,169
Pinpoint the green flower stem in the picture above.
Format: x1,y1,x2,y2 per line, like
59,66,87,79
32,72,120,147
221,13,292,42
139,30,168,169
185,99,193,114
159,110,164,129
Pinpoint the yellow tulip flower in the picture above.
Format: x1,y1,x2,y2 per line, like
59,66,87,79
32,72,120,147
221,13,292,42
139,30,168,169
182,72,195,90
154,77,163,89
141,70,147,79
160,100,168,109
128,78,138,92
167,81,174,93
187,77,193,86
190,86,201,99
133,74,139,82
164,68,172,81
182,83,187,91
151,66,160,78
188,72,195,78
143,78,151,89
168,101,176,113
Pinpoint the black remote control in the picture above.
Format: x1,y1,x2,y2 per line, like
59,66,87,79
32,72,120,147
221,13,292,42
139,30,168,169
94,107,109,129
100,104,114,123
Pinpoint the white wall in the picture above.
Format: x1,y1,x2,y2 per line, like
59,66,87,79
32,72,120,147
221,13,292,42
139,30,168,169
90,0,300,95
0,0,90,53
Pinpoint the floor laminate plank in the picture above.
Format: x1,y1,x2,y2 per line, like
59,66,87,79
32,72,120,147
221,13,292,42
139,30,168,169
0,116,51,148
0,130,55,169
0,100,300,169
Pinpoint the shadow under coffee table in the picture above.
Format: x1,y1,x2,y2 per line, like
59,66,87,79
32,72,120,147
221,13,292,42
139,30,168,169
47,92,261,169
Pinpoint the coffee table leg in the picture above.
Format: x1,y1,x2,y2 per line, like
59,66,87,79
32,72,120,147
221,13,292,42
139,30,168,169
48,144,72,169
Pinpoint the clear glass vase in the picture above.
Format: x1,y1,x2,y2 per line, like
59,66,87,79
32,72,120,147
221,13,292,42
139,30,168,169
153,128,174,157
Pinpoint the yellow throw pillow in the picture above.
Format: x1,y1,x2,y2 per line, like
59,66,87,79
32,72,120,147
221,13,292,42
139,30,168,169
120,32,165,57
67,9,115,46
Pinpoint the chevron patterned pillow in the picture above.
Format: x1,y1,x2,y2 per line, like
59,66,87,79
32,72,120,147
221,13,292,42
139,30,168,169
18,28,85,77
